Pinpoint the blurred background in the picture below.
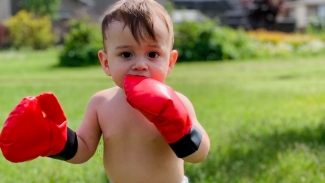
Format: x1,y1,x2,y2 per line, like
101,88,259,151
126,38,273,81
0,0,325,64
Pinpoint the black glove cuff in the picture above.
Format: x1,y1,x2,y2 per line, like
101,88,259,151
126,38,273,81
49,127,78,161
169,126,202,158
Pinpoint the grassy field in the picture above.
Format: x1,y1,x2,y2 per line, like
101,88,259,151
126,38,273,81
1,48,325,183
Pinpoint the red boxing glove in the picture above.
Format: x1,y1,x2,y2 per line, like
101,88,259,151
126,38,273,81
124,75,202,158
0,92,78,163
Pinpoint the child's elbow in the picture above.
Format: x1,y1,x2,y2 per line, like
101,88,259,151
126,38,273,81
182,140,210,163
182,148,209,163
66,155,92,164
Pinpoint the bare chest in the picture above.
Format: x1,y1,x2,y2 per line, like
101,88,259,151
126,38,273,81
97,98,164,144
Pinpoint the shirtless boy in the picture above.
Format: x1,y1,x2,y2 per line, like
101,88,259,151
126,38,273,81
0,0,210,182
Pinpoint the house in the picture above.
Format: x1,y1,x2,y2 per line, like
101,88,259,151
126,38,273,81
283,0,325,32
0,0,11,22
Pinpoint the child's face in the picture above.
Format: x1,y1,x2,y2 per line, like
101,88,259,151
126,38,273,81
98,16,178,88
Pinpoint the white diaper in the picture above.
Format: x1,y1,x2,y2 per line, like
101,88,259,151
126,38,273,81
108,176,189,183
182,176,189,183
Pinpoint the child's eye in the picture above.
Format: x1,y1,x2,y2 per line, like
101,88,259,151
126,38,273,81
121,52,133,58
147,52,159,59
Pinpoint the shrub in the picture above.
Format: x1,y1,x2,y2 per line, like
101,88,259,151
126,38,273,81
211,26,261,60
174,18,325,62
247,30,314,47
4,10,54,50
59,18,102,67
248,29,325,57
174,19,261,61
174,19,223,62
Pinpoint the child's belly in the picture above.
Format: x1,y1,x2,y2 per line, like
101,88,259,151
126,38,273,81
102,125,184,183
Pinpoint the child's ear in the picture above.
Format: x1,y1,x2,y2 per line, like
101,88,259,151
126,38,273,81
167,50,178,75
98,50,111,76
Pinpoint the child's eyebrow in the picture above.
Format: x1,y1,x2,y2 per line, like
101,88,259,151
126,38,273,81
115,44,162,50
146,44,161,48
144,46,161,51
115,45,132,49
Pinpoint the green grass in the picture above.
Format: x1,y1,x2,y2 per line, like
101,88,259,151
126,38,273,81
1,48,325,182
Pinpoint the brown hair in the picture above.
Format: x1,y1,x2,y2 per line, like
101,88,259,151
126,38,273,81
101,0,173,49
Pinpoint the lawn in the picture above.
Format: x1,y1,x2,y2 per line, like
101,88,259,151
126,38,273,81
1,48,325,183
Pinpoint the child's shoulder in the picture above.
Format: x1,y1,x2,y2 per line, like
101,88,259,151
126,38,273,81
174,91,194,108
175,91,189,101
94,86,119,95
89,86,120,103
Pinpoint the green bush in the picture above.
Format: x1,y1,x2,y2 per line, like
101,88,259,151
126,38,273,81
174,18,325,62
4,10,54,49
174,19,223,62
59,18,102,67
174,19,260,62
211,26,260,60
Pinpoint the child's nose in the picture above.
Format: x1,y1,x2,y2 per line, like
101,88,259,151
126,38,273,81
132,59,148,71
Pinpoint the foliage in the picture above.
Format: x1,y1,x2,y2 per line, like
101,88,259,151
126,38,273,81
307,15,325,34
248,29,325,57
174,19,223,62
58,18,102,67
174,19,261,62
306,16,325,42
3,10,54,50
173,18,325,62
20,0,61,19
211,26,260,60
248,29,314,46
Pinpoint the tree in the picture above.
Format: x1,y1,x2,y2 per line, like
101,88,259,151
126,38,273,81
20,0,61,19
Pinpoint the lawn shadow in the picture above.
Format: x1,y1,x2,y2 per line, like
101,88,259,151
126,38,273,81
186,116,325,183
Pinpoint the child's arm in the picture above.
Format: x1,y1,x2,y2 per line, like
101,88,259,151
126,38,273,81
67,95,102,164
176,93,210,163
